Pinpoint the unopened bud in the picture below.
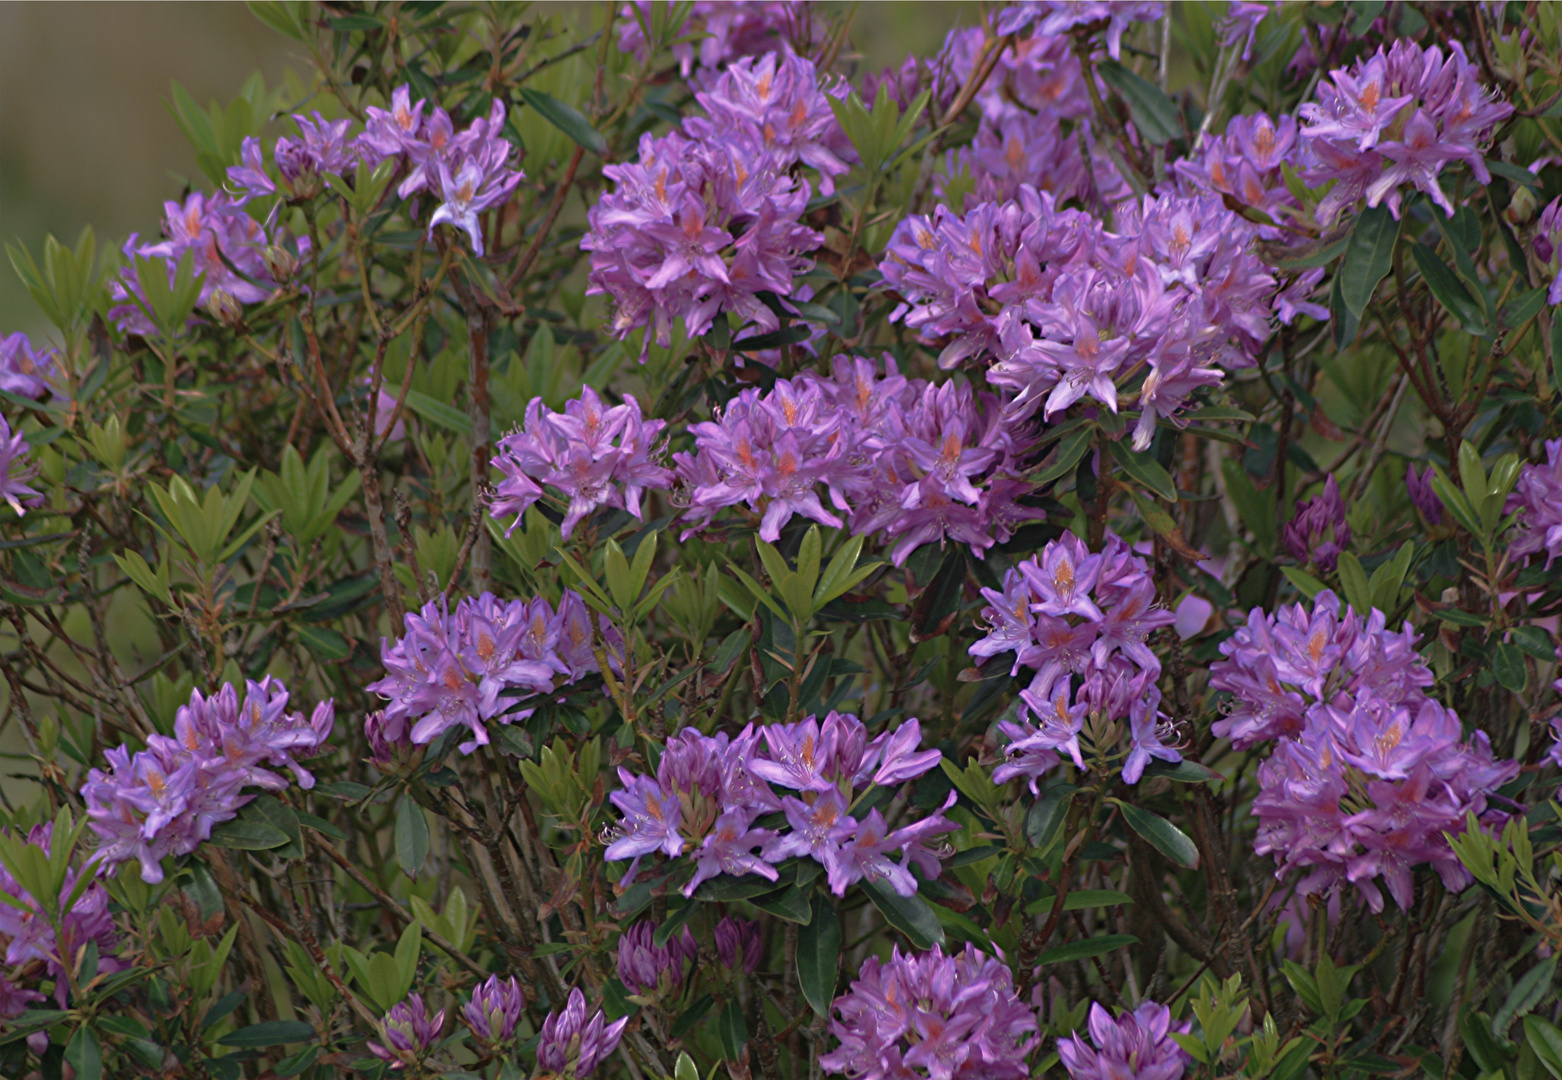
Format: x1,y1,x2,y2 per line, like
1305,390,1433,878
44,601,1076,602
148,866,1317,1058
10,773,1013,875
205,289,243,329
1507,184,1539,226
262,245,297,283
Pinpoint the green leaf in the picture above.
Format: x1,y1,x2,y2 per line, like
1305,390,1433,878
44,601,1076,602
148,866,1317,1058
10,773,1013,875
208,818,290,851
1024,889,1135,916
1098,62,1182,144
1035,934,1139,966
861,878,944,949
1026,787,1074,854
65,1026,102,1080
1492,642,1528,693
404,390,473,436
216,1020,315,1049
1410,244,1490,335
748,884,812,924
517,88,607,154
293,624,350,660
717,998,748,1061
1108,441,1177,501
1336,552,1371,615
1340,204,1400,317
1119,802,1199,868
395,793,430,877
1528,1014,1562,1080
1034,428,1094,487
797,895,842,1016
1494,957,1556,1037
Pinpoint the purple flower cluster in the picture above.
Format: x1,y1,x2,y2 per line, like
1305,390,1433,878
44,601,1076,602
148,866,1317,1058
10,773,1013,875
110,191,287,336
229,113,356,201
820,942,1039,1080
0,415,42,517
715,914,763,974
1281,475,1351,573
463,974,527,1046
81,677,334,883
0,823,121,1015
994,3,1164,61
617,2,824,80
617,919,697,998
370,993,445,1069
1253,691,1517,912
881,185,1274,449
0,333,57,399
1508,438,1562,567
1057,1001,1190,1080
971,532,1180,790
1406,463,1444,524
605,713,956,898
1209,589,1432,748
367,590,608,756
584,49,843,349
538,987,628,1079
675,358,1043,563
1299,40,1513,225
1536,197,1562,306
492,387,672,539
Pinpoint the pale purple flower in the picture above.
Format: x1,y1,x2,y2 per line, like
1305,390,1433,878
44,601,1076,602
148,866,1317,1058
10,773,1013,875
426,102,525,256
0,415,42,516
822,942,1038,1080
996,2,1163,60
1058,1001,1190,1080
360,86,430,163
1282,475,1351,572
537,987,628,1078
617,920,698,997
0,823,121,1008
463,975,526,1045
715,915,763,974
617,2,824,79
1510,439,1562,566
272,112,359,196
492,387,672,539
370,994,445,1070
1538,197,1562,305
1217,2,1270,62
0,333,57,399
685,809,780,896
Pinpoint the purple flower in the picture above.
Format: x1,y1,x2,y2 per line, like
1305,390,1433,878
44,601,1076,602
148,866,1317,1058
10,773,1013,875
463,974,526,1045
1509,438,1562,566
1537,197,1562,305
82,677,332,882
617,920,698,997
0,415,42,516
1253,692,1518,913
426,102,525,256
537,987,628,1079
360,86,430,163
370,993,445,1070
1406,462,1443,524
367,591,608,755
1300,41,1513,226
996,2,1163,60
492,387,672,539
715,915,763,974
821,942,1038,1080
1281,475,1351,572
0,333,57,399
617,2,824,79
0,823,122,1009
1058,1001,1191,1080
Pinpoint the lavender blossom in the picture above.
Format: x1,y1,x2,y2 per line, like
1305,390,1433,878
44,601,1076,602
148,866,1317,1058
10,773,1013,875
1210,589,1434,748
463,975,526,1046
995,2,1164,60
616,2,825,79
1281,475,1351,572
426,102,525,256
367,591,610,755
370,993,446,1070
1299,41,1513,225
714,915,763,974
492,387,672,538
617,920,697,998
0,823,121,1009
0,415,42,516
1406,462,1444,524
1058,1001,1191,1080
821,943,1038,1080
1253,692,1517,912
537,987,628,1079
81,678,332,883
1537,197,1562,305
1509,438,1562,566
0,333,57,399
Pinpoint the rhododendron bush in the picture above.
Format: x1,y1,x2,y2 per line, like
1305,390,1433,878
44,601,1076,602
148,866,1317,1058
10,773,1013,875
8,2,1562,1078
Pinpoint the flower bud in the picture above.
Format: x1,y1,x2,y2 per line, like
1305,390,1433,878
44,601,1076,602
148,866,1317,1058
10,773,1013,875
1508,184,1538,225
205,289,243,330
714,915,762,974
463,974,525,1045
262,244,297,284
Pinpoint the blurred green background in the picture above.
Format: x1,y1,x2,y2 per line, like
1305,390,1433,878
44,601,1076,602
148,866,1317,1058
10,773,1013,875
0,2,973,338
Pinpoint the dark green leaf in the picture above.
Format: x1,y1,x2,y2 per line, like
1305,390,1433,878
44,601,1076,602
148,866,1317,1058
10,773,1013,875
1502,287,1547,333
274,1045,319,1078
669,997,715,1041
1409,244,1489,335
1488,160,1544,189
216,1020,315,1049
404,390,473,436
394,793,430,877
1120,802,1200,868
1024,889,1134,916
731,325,813,351
1033,428,1094,487
1511,626,1555,660
66,1026,102,1080
1340,204,1400,317
1431,606,1486,627
208,818,290,851
748,884,813,924
1527,1015,1562,1080
717,998,748,1060
1139,759,1223,784
293,624,350,660
1108,441,1177,501
1035,934,1139,966
1098,62,1182,144
862,878,944,950
910,549,966,642
798,895,842,1016
1026,787,1074,853
1330,272,1360,348
1493,642,1528,693
516,88,607,155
